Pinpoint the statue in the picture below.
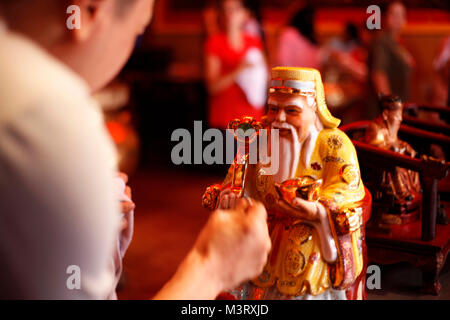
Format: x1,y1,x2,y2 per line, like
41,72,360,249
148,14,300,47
203,67,369,300
364,95,421,224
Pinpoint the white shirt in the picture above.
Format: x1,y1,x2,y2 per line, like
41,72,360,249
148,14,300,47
235,48,268,109
0,23,120,299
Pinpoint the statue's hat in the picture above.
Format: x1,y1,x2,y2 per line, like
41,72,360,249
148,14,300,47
270,67,340,129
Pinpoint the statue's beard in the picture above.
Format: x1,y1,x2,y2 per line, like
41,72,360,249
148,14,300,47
271,122,301,183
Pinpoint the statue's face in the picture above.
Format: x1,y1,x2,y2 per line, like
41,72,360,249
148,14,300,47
382,104,403,133
266,91,318,143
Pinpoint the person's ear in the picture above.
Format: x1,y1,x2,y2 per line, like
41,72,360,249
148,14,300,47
382,109,389,121
67,0,110,43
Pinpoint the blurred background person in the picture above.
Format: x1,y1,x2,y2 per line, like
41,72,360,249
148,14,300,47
322,22,370,124
242,0,265,45
276,5,322,69
204,0,265,43
432,36,450,107
204,0,268,129
368,1,415,119
413,35,449,138
329,23,363,53
326,22,369,79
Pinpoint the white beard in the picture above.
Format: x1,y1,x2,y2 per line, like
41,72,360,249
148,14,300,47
271,122,301,184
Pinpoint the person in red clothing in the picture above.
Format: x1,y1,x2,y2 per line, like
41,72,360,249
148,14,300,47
205,0,268,129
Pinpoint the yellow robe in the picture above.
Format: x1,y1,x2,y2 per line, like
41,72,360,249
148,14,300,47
248,128,366,296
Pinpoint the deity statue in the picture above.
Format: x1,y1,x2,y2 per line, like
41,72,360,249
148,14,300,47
203,67,369,300
363,95,421,224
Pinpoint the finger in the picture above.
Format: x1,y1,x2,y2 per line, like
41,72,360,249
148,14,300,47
228,193,237,209
293,198,319,219
121,218,128,231
220,195,229,210
278,198,304,210
119,172,128,184
276,199,297,215
246,200,267,221
125,186,132,199
221,189,231,196
122,201,135,214
276,199,290,209
292,197,308,210
234,197,250,212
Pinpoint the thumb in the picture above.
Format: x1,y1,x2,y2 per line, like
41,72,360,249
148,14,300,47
122,201,136,214
234,197,250,213
246,200,267,221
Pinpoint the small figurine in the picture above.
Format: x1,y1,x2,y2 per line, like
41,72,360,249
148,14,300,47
364,95,421,224
203,67,369,300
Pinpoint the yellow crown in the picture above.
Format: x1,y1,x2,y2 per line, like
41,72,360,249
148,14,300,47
271,67,341,129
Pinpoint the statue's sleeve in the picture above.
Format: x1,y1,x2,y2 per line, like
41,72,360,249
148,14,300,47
317,130,366,290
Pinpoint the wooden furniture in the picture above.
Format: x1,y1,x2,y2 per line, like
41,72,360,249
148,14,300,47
341,121,450,295
403,103,450,136
402,103,450,202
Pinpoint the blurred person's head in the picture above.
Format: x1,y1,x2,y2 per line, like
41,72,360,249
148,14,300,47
0,0,154,92
216,0,249,33
289,5,317,45
382,1,407,34
243,0,262,23
379,94,403,134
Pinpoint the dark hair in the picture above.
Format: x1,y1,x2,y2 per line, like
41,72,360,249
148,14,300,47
380,1,404,17
289,5,317,45
378,94,402,111
216,0,242,10
243,0,262,23
345,23,360,44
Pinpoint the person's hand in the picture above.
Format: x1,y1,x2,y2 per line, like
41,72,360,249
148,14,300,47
218,188,238,210
118,172,135,231
274,197,324,223
194,198,271,292
153,198,271,299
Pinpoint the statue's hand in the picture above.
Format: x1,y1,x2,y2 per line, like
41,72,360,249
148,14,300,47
275,197,324,223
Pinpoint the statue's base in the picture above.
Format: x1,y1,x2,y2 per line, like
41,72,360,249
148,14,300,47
366,202,450,296
381,208,420,225
379,195,422,225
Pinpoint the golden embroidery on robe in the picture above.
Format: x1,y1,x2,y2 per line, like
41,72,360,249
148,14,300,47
250,128,365,296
